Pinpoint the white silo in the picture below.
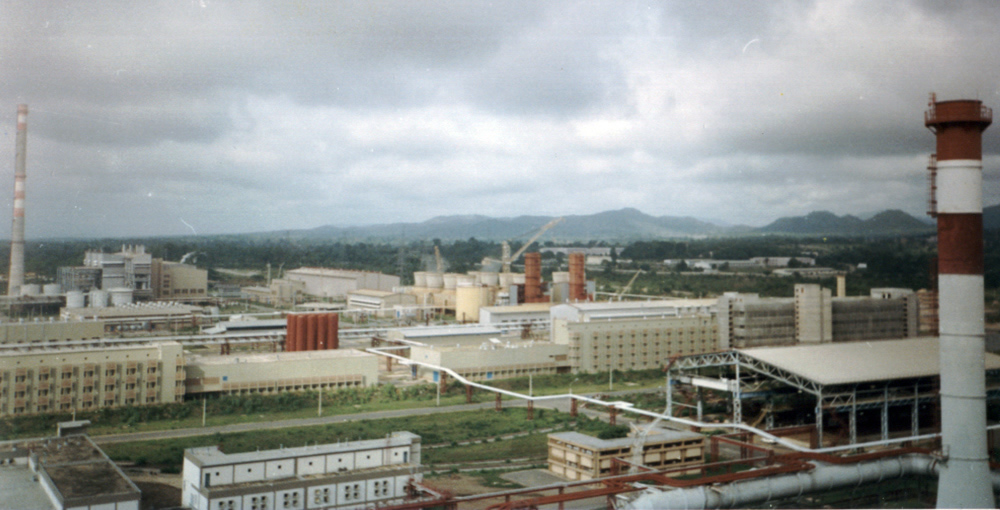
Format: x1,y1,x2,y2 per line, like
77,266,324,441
426,273,444,289
443,273,458,290
109,288,133,306
65,290,85,309
20,283,40,296
480,272,499,286
42,283,61,296
414,271,428,287
89,289,108,308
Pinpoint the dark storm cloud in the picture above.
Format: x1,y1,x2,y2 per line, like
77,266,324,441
0,0,999,237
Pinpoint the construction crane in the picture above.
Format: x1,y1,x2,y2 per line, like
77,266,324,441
614,269,643,301
500,217,565,273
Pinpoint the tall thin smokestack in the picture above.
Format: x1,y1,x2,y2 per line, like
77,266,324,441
569,252,587,301
925,94,994,508
524,252,542,303
8,104,27,296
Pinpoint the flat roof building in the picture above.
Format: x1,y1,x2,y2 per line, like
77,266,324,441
285,267,400,299
185,349,378,395
550,299,716,323
182,431,422,510
410,339,570,382
478,303,555,326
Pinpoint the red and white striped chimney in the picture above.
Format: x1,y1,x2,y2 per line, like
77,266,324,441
925,94,994,508
7,104,27,296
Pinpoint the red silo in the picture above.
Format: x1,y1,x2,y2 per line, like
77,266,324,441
296,314,309,352
286,314,298,352
925,94,994,507
306,314,319,351
316,312,328,350
524,252,542,303
327,313,339,349
569,252,587,302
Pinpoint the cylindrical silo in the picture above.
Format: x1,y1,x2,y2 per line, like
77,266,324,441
480,271,499,287
286,314,299,352
19,283,40,296
295,315,309,352
569,252,587,301
109,288,133,306
89,290,108,308
456,274,475,287
552,271,570,284
498,272,514,288
426,273,444,289
327,313,339,350
65,290,85,309
317,312,328,350
43,283,61,296
512,274,526,285
925,95,994,508
443,273,458,290
413,271,428,287
306,314,319,351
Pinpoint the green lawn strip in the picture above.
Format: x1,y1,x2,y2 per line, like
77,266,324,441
422,434,549,465
102,408,568,473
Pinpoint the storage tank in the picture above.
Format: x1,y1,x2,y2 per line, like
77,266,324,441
480,272,499,286
443,273,458,290
109,288,133,306
42,283,61,296
456,274,475,287
513,274,526,285
552,271,570,284
426,273,444,289
89,290,108,308
413,271,428,287
65,290,85,309
19,284,40,296
456,285,489,323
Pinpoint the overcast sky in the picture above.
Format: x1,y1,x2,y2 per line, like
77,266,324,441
1,1,999,239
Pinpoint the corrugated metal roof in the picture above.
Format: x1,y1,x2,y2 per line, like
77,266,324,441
738,337,1000,386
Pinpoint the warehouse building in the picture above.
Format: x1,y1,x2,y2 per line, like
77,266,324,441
0,342,185,417
410,339,570,382
182,431,422,510
285,267,400,299
184,349,378,395
478,302,555,326
0,428,141,510
346,289,418,317
718,284,919,349
0,319,104,347
385,324,504,347
60,302,204,332
151,259,208,301
550,299,716,323
548,428,705,481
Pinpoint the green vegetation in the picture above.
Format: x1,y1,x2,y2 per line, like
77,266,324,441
102,408,568,473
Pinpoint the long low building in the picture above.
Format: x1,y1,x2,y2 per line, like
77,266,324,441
548,428,705,481
184,349,378,395
0,342,185,417
410,339,570,382
182,431,422,510
0,319,104,346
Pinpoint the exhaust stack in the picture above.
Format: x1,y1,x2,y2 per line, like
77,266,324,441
925,94,994,508
8,104,27,296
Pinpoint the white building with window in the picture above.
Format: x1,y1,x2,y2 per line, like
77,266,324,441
182,432,422,510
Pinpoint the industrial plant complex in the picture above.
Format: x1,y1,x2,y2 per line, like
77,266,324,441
1,95,999,510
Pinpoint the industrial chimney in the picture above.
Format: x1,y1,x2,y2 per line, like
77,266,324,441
523,252,542,303
568,252,587,301
925,94,994,508
8,104,27,297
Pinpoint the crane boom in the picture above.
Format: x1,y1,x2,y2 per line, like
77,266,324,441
503,217,565,273
615,269,642,300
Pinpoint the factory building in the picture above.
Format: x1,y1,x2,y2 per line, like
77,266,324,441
284,267,400,299
551,299,715,323
478,302,555,326
151,258,208,301
385,324,504,346
718,284,919,349
346,289,418,317
410,339,570,382
0,319,104,347
58,246,207,301
184,349,377,395
552,314,717,373
548,428,705,481
60,302,205,332
1,427,141,510
0,342,185,417
182,431,422,510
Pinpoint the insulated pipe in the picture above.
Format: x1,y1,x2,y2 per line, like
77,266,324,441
925,96,994,508
8,105,27,297
626,454,1000,509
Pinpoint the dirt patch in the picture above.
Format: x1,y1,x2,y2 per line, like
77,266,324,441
133,481,182,510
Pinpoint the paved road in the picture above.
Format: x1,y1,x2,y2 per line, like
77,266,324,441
90,389,658,445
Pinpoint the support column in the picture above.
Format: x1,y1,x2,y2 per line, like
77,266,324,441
912,382,920,437
527,400,534,421
815,393,824,449
608,406,617,426
733,363,742,424
666,372,672,416
850,389,857,446
495,392,502,412
465,386,473,404
882,386,889,442
570,397,578,418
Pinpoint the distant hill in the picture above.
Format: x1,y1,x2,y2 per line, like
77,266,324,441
758,209,933,236
248,208,936,242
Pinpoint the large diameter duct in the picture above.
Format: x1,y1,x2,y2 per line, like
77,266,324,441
626,454,1000,509
925,96,994,508
8,104,27,296
524,252,542,303
568,252,586,301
